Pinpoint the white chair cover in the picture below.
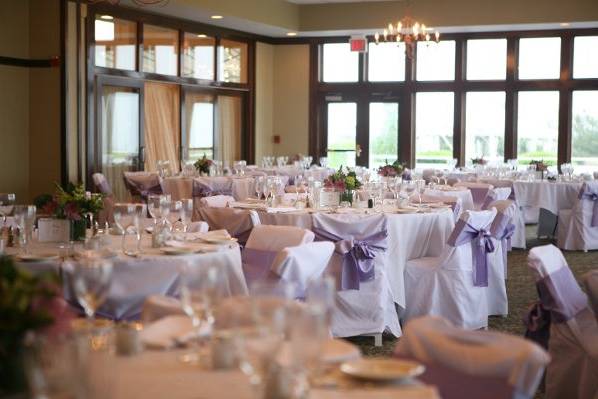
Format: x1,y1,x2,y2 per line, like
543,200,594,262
123,171,162,202
312,213,401,338
454,182,494,209
488,197,526,250
404,209,496,330
583,271,598,320
395,316,550,398
199,195,236,208
557,180,598,251
527,245,598,399
187,221,209,233
421,193,462,220
245,225,315,251
198,207,260,244
92,172,114,224
481,187,512,210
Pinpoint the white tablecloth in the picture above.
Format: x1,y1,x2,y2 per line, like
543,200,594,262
162,176,256,201
252,166,334,181
512,181,582,215
425,187,475,211
255,208,455,309
9,235,247,320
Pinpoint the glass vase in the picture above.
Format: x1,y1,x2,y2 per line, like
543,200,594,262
340,190,354,205
70,219,87,242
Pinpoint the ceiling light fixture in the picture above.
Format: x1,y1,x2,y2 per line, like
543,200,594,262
211,15,223,20
286,32,298,37
100,15,114,20
560,22,570,27
197,34,208,38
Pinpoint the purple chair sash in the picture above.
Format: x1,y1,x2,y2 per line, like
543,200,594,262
448,218,495,287
536,266,588,323
312,227,388,290
123,176,162,201
481,193,497,210
192,181,233,198
491,212,516,267
241,247,280,283
578,183,598,227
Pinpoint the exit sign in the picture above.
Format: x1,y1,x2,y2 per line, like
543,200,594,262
349,36,368,52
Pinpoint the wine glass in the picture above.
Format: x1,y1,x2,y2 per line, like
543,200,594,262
166,200,182,230
319,157,328,169
0,193,16,227
255,176,265,200
179,199,194,232
147,194,168,225
415,179,427,208
179,264,226,365
13,205,36,253
113,203,145,256
64,255,113,321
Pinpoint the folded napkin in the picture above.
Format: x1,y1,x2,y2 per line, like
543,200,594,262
185,229,232,242
229,201,266,210
266,207,297,214
162,240,220,253
141,315,210,350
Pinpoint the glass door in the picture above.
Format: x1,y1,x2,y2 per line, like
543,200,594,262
325,102,357,169
368,102,399,169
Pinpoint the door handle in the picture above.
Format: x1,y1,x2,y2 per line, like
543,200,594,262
356,144,362,157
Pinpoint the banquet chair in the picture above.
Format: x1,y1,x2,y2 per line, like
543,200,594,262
198,207,260,244
187,221,209,233
489,200,519,276
583,270,598,320
481,187,512,210
404,209,496,330
123,171,162,203
92,172,115,224
557,181,598,251
454,181,494,210
527,245,598,399
312,213,401,343
395,316,550,399
198,195,235,208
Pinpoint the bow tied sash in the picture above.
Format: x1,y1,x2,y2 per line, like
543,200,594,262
124,178,162,201
579,183,598,227
491,212,516,269
313,227,388,290
448,219,496,287
192,181,233,198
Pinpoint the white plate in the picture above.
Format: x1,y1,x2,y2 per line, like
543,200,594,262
396,208,418,214
160,247,196,256
340,358,425,382
199,237,238,245
15,253,59,262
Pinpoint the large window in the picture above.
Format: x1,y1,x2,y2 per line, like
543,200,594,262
142,24,178,75
218,39,248,83
465,92,505,163
368,42,405,82
416,40,455,81
369,103,399,169
326,102,357,168
573,36,598,79
518,37,561,80
466,39,507,80
94,16,136,70
517,91,559,165
182,33,215,80
322,43,359,82
572,91,598,172
416,92,454,168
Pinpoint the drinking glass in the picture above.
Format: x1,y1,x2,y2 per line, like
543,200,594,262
0,193,15,227
64,255,113,320
179,264,226,365
167,200,182,230
147,194,169,225
255,176,265,200
415,179,427,207
179,198,194,232
113,203,145,256
13,205,36,253
319,157,328,168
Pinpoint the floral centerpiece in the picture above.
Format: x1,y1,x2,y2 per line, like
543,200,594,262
0,255,73,394
41,183,103,241
529,160,548,172
378,160,405,177
471,157,488,166
323,166,362,204
193,154,213,175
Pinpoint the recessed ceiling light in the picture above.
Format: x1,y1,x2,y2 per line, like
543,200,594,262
211,15,223,20
197,34,207,38
560,22,570,27
100,15,113,20
286,32,298,37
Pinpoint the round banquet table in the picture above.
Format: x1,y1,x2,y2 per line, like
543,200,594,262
8,234,247,320
161,176,256,201
424,186,475,211
254,208,455,309
512,180,582,215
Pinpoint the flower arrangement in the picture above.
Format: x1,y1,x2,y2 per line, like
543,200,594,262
529,160,548,172
323,166,362,192
378,160,405,177
471,157,488,166
41,183,103,221
0,255,73,393
193,154,213,175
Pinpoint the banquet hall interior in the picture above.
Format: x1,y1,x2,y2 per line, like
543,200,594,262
1,0,598,398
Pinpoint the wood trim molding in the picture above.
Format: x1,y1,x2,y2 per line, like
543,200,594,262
0,56,60,68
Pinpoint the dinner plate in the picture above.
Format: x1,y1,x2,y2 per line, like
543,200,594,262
160,247,196,256
15,253,59,262
340,358,425,382
395,208,418,214
199,237,238,245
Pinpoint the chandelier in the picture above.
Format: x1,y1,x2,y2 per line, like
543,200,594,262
374,16,439,59
85,0,170,5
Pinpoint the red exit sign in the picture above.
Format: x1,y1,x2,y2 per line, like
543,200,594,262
349,36,368,52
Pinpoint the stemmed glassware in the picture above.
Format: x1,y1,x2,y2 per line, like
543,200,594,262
179,199,194,232
166,200,183,231
64,255,113,321
113,203,146,256
319,157,328,169
179,264,226,365
0,193,16,227
415,179,427,208
254,176,265,200
13,205,36,253
147,194,170,226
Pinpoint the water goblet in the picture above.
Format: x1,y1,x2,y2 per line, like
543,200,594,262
13,204,36,253
113,203,145,256
0,193,16,227
179,199,194,232
255,176,265,200
64,255,113,321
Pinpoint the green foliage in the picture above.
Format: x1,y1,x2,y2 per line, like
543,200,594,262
572,113,598,157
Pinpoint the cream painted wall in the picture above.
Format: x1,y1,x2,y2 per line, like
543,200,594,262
0,1,30,201
255,42,274,163
272,44,309,157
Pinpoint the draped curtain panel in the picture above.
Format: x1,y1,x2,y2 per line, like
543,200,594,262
216,95,242,162
144,82,181,173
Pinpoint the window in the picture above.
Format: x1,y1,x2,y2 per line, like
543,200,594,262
572,91,598,172
182,33,215,80
517,91,559,165
184,93,214,161
465,92,505,163
94,17,136,70
218,39,248,83
518,37,561,79
142,24,178,75
322,43,359,82
326,102,357,168
368,42,405,82
573,36,598,79
369,103,399,169
416,92,454,167
416,41,455,81
466,39,507,80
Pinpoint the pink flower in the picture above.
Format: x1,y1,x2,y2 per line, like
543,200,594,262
42,200,58,215
64,202,81,220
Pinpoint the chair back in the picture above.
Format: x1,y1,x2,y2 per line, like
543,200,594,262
199,195,235,208
92,172,113,196
455,182,494,208
192,177,233,198
577,180,598,227
583,270,598,319
123,172,162,202
246,225,314,252
395,316,550,398
481,187,512,210
187,221,209,233
198,207,260,244
422,192,462,220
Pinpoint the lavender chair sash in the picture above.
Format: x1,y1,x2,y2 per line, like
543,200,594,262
312,227,388,290
448,219,495,287
241,247,279,283
481,192,497,210
452,201,462,220
192,181,233,198
535,266,588,323
123,176,162,201
491,212,516,266
578,183,598,227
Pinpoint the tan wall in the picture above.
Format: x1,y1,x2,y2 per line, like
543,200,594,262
0,1,30,201
272,44,309,157
255,42,274,163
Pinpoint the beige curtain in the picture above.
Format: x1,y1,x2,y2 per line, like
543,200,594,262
144,82,180,172
216,95,242,162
